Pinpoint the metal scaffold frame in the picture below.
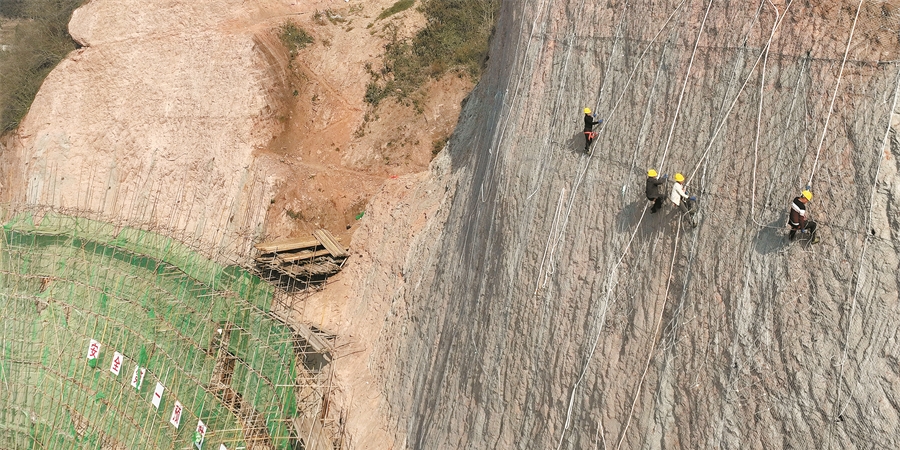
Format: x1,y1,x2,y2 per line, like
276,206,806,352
0,203,343,450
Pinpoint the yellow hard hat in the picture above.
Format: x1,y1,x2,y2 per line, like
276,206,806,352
584,108,591,114
801,190,812,201
674,173,685,183
647,169,658,177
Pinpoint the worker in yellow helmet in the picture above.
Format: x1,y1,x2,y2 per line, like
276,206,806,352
645,169,667,213
583,107,602,153
669,173,690,208
669,173,698,226
788,189,818,242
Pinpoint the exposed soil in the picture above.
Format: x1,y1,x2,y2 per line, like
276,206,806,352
0,1,475,447
253,2,472,246
252,4,474,447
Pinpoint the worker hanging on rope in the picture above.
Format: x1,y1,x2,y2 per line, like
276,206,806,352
788,189,818,243
670,173,698,226
583,108,602,153
645,169,667,213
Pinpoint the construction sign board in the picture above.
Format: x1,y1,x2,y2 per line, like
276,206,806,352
109,352,123,376
170,401,183,428
152,382,164,409
130,366,146,390
194,419,207,449
86,339,101,360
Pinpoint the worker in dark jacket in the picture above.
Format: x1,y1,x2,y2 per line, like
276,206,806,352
583,108,602,152
788,190,818,242
645,169,666,213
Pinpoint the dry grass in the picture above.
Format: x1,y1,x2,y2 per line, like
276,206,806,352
0,0,84,133
365,0,500,107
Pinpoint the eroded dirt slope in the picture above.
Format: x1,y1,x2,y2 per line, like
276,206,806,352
0,2,472,446
0,0,470,255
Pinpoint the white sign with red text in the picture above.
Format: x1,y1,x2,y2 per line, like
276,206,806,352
194,419,207,449
109,352,123,376
86,339,101,360
130,366,146,390
152,382,164,409
170,401,183,428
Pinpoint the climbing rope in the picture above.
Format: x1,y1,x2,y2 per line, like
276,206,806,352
536,188,568,292
751,0,786,218
808,0,864,187
825,60,900,450
657,0,713,172
594,0,688,140
549,0,688,260
686,0,793,185
614,221,682,450
554,203,650,450
539,0,600,188
481,0,554,203
547,0,691,330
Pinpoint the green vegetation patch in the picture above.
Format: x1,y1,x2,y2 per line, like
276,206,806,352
0,212,298,449
365,0,500,107
278,21,314,56
376,0,415,21
0,0,84,133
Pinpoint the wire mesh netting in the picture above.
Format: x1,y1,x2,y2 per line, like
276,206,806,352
0,208,308,450
375,0,900,448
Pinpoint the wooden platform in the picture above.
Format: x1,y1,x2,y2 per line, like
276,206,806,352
313,229,348,258
255,229,347,258
254,229,350,287
294,323,332,362
254,238,320,254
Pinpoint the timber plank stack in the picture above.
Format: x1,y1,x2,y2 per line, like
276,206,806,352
254,229,349,287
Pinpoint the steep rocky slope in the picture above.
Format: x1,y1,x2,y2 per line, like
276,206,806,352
0,0,291,254
359,1,900,448
4,0,900,448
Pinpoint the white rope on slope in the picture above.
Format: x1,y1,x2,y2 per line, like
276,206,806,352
825,61,900,450
594,0,688,140
481,0,554,203
807,0,864,187
750,48,807,229
534,0,631,296
521,0,598,203
657,0,713,172
536,188,567,293
548,0,688,261
614,220,683,450
686,12,788,184
592,0,632,114
554,203,649,450
537,2,633,285
552,4,692,447
750,0,783,217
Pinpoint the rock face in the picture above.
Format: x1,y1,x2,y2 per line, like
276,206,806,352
369,1,900,448
1,0,292,254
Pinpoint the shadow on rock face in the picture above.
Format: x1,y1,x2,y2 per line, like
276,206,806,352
616,199,650,233
569,130,590,154
753,217,789,255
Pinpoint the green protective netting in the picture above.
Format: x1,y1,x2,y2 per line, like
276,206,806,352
0,213,300,449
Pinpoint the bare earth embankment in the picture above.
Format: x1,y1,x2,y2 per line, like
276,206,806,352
0,0,472,448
